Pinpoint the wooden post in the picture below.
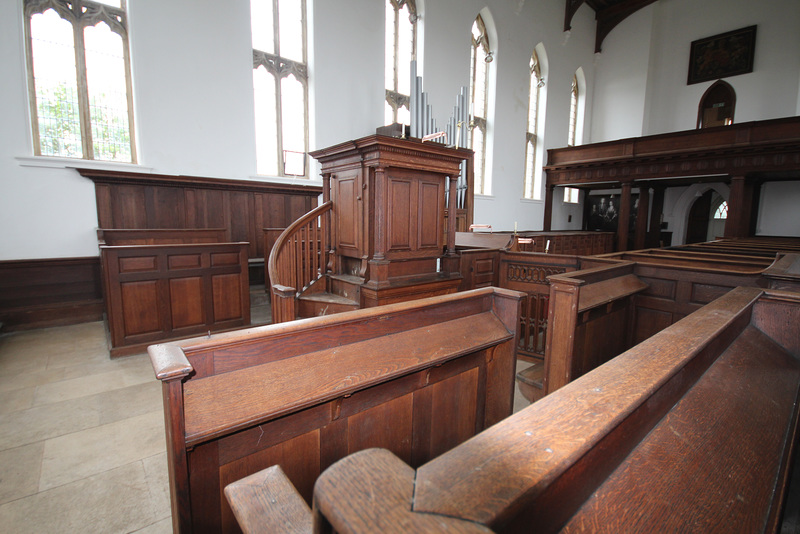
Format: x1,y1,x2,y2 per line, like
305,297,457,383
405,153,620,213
447,174,458,256
725,175,754,238
543,183,555,231
617,182,632,252
647,185,665,248
634,185,650,250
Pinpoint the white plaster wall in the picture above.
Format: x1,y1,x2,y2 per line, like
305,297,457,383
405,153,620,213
644,0,800,134
1,0,798,261
421,0,597,233
311,0,384,150
129,0,256,178
590,4,654,142
0,1,101,260
757,181,800,236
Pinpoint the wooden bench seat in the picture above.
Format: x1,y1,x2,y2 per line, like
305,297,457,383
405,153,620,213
224,286,800,533
150,287,523,533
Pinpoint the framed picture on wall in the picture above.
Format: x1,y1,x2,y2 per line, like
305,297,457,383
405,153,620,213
687,25,757,85
587,194,639,234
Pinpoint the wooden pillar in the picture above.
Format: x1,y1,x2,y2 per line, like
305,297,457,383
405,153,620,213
446,174,458,257
647,185,665,248
634,185,650,250
724,175,755,238
616,182,632,252
543,183,555,231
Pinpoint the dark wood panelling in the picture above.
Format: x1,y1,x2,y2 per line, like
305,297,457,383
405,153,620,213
79,169,322,261
103,243,250,356
229,287,800,533
150,287,522,533
0,257,103,331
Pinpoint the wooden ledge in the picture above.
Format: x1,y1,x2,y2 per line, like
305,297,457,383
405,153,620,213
182,310,514,445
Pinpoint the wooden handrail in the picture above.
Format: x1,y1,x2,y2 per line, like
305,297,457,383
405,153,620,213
268,201,332,323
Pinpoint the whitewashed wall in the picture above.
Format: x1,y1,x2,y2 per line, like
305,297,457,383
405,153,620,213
0,0,798,261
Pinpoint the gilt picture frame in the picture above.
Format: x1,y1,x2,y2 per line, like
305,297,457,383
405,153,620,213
687,25,756,85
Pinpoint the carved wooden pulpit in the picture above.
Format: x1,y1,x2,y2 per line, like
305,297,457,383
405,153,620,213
311,135,472,307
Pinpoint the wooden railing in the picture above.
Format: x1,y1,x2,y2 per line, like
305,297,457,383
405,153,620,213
268,201,332,323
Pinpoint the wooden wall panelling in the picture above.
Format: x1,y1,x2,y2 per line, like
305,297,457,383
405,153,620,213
79,169,322,261
150,287,523,533
103,242,250,357
0,257,104,331
631,263,762,343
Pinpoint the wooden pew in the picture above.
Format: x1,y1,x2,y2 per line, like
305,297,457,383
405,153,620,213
149,287,524,533
544,261,648,395
226,286,800,533
100,228,250,356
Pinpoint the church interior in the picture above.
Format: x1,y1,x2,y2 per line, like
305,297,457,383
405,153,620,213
1,0,800,532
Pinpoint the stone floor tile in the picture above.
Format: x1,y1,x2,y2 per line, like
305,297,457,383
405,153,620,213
0,442,44,505
0,386,35,414
32,363,155,406
0,461,160,534
130,517,173,534
39,410,165,491
142,452,171,521
0,395,102,451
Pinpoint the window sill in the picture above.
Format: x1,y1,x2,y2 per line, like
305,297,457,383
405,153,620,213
16,156,153,173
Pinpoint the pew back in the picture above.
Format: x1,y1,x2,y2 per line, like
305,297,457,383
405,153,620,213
306,287,800,533
150,287,523,533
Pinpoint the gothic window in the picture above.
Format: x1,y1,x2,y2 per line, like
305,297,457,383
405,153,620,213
385,0,416,126
713,201,728,219
567,73,578,147
252,0,309,177
470,15,491,195
24,0,136,162
523,50,543,200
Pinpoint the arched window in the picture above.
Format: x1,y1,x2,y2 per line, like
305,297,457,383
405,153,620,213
252,0,309,177
523,50,543,200
470,14,491,195
697,80,736,129
385,0,417,126
24,0,136,162
567,73,578,147
713,201,728,219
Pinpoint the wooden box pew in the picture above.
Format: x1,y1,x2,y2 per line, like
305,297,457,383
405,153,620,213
542,251,794,398
225,286,800,533
763,253,800,292
99,228,250,357
149,287,524,533
496,251,582,404
543,261,648,396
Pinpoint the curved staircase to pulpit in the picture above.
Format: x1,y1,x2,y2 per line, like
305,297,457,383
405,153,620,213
268,134,473,323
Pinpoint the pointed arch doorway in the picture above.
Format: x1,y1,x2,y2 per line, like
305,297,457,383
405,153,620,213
686,190,728,243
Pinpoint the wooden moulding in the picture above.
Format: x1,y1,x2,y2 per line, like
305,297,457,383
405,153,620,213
312,286,800,533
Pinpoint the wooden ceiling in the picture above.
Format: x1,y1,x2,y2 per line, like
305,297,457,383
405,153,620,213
565,0,659,53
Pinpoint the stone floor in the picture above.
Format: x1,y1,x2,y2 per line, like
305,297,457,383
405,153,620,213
0,292,531,533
